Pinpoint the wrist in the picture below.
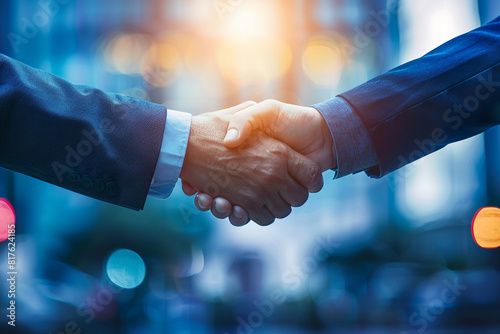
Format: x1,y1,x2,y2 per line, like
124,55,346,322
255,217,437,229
313,107,337,171
179,116,199,184
179,114,228,189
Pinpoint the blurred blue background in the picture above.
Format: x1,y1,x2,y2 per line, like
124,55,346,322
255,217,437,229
1,0,500,333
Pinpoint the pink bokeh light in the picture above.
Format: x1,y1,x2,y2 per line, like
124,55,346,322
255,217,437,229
0,198,15,242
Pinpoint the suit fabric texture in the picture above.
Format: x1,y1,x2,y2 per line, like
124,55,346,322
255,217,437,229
338,16,500,177
0,54,166,210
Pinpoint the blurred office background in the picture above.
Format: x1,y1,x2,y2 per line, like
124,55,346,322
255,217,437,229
1,0,500,333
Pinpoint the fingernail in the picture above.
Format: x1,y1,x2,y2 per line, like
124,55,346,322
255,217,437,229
196,195,209,210
224,129,239,141
197,201,208,210
234,208,244,219
215,203,226,214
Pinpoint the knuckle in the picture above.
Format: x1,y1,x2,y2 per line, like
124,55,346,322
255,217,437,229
262,99,278,107
259,164,285,184
267,142,288,160
267,169,284,183
308,164,320,186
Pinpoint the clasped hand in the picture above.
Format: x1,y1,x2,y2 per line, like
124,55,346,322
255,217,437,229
180,100,335,226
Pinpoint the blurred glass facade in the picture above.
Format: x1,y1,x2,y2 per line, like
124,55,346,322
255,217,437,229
1,0,500,333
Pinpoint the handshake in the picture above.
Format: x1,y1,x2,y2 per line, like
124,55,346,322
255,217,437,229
179,100,336,226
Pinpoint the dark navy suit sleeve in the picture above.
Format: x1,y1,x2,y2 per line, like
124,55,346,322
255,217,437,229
0,54,167,210
317,16,500,178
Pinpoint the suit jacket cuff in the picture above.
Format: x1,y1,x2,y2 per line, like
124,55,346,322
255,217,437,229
149,109,192,199
312,96,378,178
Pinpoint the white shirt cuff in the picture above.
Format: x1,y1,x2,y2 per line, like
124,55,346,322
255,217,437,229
148,109,192,199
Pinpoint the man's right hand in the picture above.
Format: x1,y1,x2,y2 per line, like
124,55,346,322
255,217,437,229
179,102,323,226
224,99,336,172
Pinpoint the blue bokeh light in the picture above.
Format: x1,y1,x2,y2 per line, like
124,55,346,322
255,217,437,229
106,249,146,289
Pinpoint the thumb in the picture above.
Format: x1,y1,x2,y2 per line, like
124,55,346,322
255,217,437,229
224,100,279,148
286,149,324,193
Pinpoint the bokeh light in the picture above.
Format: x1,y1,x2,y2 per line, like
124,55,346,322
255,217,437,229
0,198,15,242
302,34,345,87
472,207,500,248
106,249,146,289
141,39,182,87
214,0,290,85
3,0,499,332
223,1,277,41
215,39,292,84
104,33,150,75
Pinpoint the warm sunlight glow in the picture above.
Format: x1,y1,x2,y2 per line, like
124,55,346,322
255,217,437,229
216,39,292,84
104,34,149,74
141,40,182,87
213,0,290,84
302,35,344,87
223,1,276,41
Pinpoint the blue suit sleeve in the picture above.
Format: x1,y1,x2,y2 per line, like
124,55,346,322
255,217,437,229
338,16,500,177
0,54,167,210
312,97,378,178
314,16,500,179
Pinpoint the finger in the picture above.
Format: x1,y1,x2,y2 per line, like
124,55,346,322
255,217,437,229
309,174,324,193
210,197,232,219
272,164,311,207
195,193,213,211
266,199,292,220
224,100,279,148
286,149,324,193
280,187,309,208
218,100,256,117
181,180,197,196
229,206,250,226
249,206,276,226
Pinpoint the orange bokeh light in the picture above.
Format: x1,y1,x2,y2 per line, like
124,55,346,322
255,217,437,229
104,33,150,75
472,207,500,249
302,34,345,87
215,39,292,84
141,40,182,87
